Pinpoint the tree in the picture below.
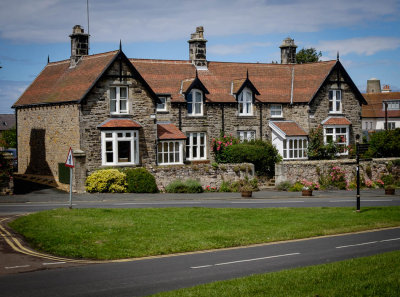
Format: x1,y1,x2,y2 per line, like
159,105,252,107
0,127,17,148
296,48,322,64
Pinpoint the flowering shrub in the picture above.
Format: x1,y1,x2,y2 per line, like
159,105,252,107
376,179,385,188
328,166,347,190
364,179,375,188
204,185,218,192
300,179,320,190
307,126,338,160
211,134,240,163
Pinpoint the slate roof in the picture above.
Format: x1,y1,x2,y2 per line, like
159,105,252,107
157,123,187,140
131,59,338,104
272,121,308,136
0,114,16,131
97,118,142,129
13,51,119,107
362,92,400,118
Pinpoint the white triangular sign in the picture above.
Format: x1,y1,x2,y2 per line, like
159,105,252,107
65,147,75,168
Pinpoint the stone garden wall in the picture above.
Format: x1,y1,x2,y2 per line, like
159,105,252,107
146,163,255,191
275,158,400,185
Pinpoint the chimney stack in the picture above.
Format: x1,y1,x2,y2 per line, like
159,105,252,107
382,85,391,93
366,78,381,93
279,37,297,64
188,26,207,69
70,25,89,68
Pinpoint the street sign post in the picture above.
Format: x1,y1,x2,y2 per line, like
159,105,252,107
65,147,74,209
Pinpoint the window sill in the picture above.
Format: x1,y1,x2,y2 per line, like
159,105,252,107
101,163,139,167
237,115,256,119
328,112,343,115
185,116,207,119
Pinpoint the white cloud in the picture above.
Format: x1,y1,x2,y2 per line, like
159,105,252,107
316,37,400,57
0,0,398,43
0,80,29,113
208,42,271,55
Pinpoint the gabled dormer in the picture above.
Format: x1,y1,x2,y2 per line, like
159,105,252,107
231,73,260,116
181,73,209,116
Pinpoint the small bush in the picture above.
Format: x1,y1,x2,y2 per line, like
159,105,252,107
124,168,158,193
211,162,219,170
289,182,303,192
165,179,203,193
381,174,395,186
219,181,231,192
85,169,127,193
276,181,292,191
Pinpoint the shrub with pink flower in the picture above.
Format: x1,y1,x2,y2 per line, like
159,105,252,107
365,179,375,188
375,179,385,188
300,179,320,190
328,166,347,190
211,134,240,162
204,185,218,192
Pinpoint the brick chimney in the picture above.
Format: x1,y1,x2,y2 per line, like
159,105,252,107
279,37,297,64
382,84,392,93
188,26,207,69
70,25,89,68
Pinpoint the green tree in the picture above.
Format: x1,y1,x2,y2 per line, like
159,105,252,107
296,48,322,64
0,127,16,148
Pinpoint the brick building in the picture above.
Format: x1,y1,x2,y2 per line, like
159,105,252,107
13,25,367,192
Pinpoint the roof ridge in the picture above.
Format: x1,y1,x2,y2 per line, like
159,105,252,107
46,50,119,67
130,58,191,64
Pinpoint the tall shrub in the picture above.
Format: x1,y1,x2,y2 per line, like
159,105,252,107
308,126,338,160
365,128,400,158
211,134,240,163
124,168,158,193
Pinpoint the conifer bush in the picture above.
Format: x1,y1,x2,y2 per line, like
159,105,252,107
124,168,158,193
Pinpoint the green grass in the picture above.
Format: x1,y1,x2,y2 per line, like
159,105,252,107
150,250,400,297
9,207,400,260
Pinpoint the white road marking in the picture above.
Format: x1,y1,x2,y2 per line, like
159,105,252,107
380,237,400,242
190,252,300,269
336,236,400,249
42,262,66,266
0,204,77,207
114,202,200,205
231,201,304,204
329,200,392,202
5,265,30,269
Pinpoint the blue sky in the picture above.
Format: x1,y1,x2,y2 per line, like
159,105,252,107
0,0,399,114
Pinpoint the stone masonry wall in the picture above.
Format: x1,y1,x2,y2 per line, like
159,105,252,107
146,163,255,191
275,158,400,185
16,104,80,181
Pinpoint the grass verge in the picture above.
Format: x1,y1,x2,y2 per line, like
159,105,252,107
9,207,400,260
150,250,400,297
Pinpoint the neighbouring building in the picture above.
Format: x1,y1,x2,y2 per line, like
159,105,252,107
12,25,367,192
362,78,400,133
0,114,16,150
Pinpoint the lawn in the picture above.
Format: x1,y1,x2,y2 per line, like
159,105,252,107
150,250,400,297
9,207,400,260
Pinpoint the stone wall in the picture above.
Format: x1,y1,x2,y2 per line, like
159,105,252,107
275,158,400,185
16,104,80,181
146,163,255,191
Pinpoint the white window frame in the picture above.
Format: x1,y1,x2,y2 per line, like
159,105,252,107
329,89,342,114
238,88,253,116
237,130,256,142
186,132,206,160
271,104,283,118
282,137,308,160
323,125,349,155
101,130,139,166
110,86,128,115
157,141,184,165
384,100,400,111
187,89,203,116
156,96,167,112
388,122,396,130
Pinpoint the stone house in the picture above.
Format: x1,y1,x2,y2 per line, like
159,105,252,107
12,25,366,192
362,78,400,133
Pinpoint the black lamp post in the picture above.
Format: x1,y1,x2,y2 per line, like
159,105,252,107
356,134,360,212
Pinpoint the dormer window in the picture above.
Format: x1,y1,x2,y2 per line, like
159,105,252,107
238,88,253,116
187,89,203,116
110,86,128,114
329,90,342,113
157,96,167,112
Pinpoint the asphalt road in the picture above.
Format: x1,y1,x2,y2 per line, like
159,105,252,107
0,227,399,297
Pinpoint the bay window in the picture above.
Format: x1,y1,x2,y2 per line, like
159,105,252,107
157,141,184,165
101,130,139,165
283,137,308,160
324,126,349,155
110,86,128,114
186,132,206,160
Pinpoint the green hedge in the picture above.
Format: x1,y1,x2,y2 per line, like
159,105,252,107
124,168,158,193
216,140,281,176
165,179,203,193
365,128,400,158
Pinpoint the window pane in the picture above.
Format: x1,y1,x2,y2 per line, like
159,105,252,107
200,133,205,144
195,102,201,114
187,102,193,114
329,91,333,100
106,141,113,151
158,143,163,153
105,133,112,138
120,87,127,98
336,90,341,100
125,132,131,137
106,153,113,163
118,141,131,162
326,128,333,134
169,142,174,152
200,146,204,158
117,133,123,138
110,100,116,112
120,99,127,112
195,91,202,103
336,101,341,111
164,142,168,151
164,152,168,162
327,135,333,142
187,92,193,103
110,88,116,99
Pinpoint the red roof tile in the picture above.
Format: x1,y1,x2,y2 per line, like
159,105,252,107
157,123,186,140
362,92,400,118
273,121,307,136
322,117,351,125
131,59,337,104
13,51,119,107
98,119,142,129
